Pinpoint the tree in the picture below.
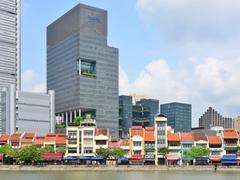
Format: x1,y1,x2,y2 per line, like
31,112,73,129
56,146,66,153
110,148,125,159
95,147,111,160
158,147,169,158
0,144,17,158
74,116,83,126
185,146,210,158
16,145,43,164
42,145,55,153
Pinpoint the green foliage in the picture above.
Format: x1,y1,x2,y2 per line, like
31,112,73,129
16,145,43,162
185,146,210,158
56,123,66,129
95,147,111,160
74,116,83,126
42,145,55,153
110,148,125,159
158,147,169,157
0,144,17,158
56,146,66,153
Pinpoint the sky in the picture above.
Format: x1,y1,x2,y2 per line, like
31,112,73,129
21,0,240,127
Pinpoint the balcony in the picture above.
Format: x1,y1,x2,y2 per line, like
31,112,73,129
169,146,181,150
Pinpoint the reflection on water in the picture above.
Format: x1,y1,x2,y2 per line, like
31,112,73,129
0,170,240,180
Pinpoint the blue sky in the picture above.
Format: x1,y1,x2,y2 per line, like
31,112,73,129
21,0,240,126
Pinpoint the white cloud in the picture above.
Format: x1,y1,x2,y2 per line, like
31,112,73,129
21,70,46,93
119,57,240,126
136,0,240,56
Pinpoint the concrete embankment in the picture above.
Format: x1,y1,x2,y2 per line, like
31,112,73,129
0,165,239,172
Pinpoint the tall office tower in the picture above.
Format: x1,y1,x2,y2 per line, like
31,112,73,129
199,107,234,129
119,95,133,138
0,0,21,133
136,99,159,126
161,102,192,132
47,4,119,138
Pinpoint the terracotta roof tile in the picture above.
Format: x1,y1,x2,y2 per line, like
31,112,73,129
55,136,66,145
180,133,193,141
34,136,44,145
21,139,33,144
0,134,10,141
130,126,144,137
108,140,121,148
120,139,129,146
208,136,222,145
192,133,208,141
168,133,180,142
144,127,155,141
9,133,21,141
223,129,239,139
23,132,35,138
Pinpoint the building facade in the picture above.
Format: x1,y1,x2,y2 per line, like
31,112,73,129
119,95,132,138
154,114,168,165
119,95,159,138
234,116,240,131
199,107,234,129
0,84,55,135
0,0,21,135
161,102,192,132
47,3,119,138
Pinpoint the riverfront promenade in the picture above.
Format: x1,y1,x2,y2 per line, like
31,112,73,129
0,165,239,172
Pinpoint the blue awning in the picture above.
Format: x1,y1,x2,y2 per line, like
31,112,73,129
64,156,78,160
92,156,104,161
222,160,237,164
118,157,129,161
222,155,237,161
195,157,209,161
79,156,93,160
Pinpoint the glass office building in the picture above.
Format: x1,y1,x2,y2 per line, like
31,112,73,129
0,0,21,133
47,4,119,138
160,102,192,132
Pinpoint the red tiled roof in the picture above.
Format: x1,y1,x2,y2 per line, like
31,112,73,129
180,133,193,141
9,133,21,141
192,133,208,141
168,133,180,142
23,132,35,138
0,134,10,141
34,136,44,145
44,134,57,143
208,136,222,145
130,126,144,137
144,128,155,142
55,136,66,145
223,129,239,139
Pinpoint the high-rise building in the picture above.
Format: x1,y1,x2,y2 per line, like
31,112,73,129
119,95,133,138
47,4,119,138
119,95,159,138
0,0,21,133
199,107,234,129
160,102,192,132
0,84,55,135
0,0,21,89
136,99,159,126
234,116,240,131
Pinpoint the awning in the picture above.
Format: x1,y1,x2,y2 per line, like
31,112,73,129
209,155,221,162
64,156,78,160
195,157,209,161
79,156,93,160
118,157,129,162
222,155,237,161
43,153,63,160
131,155,143,160
92,156,104,161
166,155,179,161
237,156,240,162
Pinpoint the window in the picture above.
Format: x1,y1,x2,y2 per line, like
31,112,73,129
68,148,77,154
133,141,142,147
80,59,96,77
84,130,93,136
96,140,107,145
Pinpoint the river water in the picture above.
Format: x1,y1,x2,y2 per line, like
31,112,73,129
0,170,239,180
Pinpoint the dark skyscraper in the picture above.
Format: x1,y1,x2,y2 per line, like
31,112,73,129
161,102,192,132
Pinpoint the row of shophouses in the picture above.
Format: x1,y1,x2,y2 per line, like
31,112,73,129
0,114,240,165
